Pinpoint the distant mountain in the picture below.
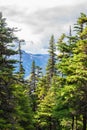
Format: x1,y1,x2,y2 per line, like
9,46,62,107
13,51,49,78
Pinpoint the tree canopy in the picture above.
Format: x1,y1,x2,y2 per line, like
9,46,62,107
0,12,87,130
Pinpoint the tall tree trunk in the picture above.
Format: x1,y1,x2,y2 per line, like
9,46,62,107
76,116,78,130
49,117,52,130
83,112,86,130
72,115,74,130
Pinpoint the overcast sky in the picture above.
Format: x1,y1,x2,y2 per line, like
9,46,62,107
0,0,87,54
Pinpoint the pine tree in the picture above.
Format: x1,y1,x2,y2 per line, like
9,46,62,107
18,39,25,80
70,13,87,130
54,13,87,130
13,82,34,130
29,61,36,94
28,60,42,112
0,12,18,129
46,35,56,80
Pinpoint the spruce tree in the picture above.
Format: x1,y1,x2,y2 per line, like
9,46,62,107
46,35,56,80
18,40,25,80
70,13,87,130
28,61,42,112
0,12,18,129
54,13,87,130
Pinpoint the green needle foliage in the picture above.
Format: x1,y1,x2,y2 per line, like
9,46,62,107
0,11,87,130
0,12,18,129
0,12,33,130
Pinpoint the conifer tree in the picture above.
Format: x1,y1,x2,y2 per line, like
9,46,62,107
0,12,18,129
29,60,36,94
46,35,56,80
28,60,42,112
0,12,34,130
35,35,57,130
54,13,87,130
69,13,87,130
18,40,25,80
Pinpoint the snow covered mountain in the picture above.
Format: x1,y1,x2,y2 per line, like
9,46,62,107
14,51,49,78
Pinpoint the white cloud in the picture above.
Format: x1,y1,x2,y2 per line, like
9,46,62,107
21,41,48,54
0,0,87,53
0,0,86,8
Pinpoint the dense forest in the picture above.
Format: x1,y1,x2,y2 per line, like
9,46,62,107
0,12,87,130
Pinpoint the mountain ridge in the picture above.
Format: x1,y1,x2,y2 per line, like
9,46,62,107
14,50,49,78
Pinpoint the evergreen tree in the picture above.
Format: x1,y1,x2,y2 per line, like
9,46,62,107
54,13,87,130
69,13,87,130
0,12,34,130
14,40,34,129
28,60,42,112
18,39,25,80
46,35,56,80
13,82,34,130
36,76,61,130
34,13,87,130
29,61,37,94
0,12,18,129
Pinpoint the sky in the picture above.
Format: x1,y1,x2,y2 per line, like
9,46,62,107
0,0,87,54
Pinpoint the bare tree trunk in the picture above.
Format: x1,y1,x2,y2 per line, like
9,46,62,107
49,117,52,130
83,112,86,130
72,116,74,130
76,116,78,130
